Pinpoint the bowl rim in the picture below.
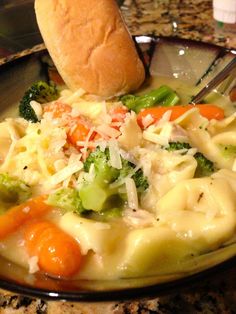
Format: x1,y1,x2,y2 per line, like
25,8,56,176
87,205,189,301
0,35,235,302
0,35,235,67
0,254,235,302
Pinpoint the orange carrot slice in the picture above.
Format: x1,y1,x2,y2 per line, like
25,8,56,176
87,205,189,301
0,196,51,240
137,104,225,129
109,105,128,122
43,101,72,117
67,117,96,148
24,220,82,277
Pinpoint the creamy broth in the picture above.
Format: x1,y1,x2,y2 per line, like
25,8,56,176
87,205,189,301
0,77,236,281
139,76,236,117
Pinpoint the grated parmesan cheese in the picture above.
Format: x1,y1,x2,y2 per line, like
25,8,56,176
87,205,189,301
109,164,139,189
141,114,154,129
83,163,95,182
46,161,83,187
22,206,30,213
54,159,67,171
108,140,122,169
60,88,86,104
71,100,106,121
96,140,107,152
0,140,17,171
96,125,120,139
30,100,43,119
159,123,173,140
143,130,169,146
28,256,39,274
125,177,139,210
157,110,172,125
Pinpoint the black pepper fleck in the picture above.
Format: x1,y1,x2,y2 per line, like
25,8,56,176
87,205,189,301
197,192,204,203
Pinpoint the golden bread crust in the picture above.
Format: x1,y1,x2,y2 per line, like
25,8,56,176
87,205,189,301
35,0,145,97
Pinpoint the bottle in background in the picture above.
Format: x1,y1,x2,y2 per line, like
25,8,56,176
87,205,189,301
213,0,236,35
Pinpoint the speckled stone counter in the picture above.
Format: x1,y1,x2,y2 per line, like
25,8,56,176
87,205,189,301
122,0,236,48
0,1,236,313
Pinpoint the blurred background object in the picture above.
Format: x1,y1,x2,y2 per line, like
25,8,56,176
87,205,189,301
0,0,41,56
0,0,124,57
213,0,236,35
1,0,236,60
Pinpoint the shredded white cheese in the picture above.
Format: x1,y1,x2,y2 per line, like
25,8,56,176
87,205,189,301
141,114,154,129
96,125,120,139
109,164,139,189
22,206,30,213
46,161,83,187
157,110,172,125
28,256,39,274
61,88,86,104
54,159,67,171
143,130,169,146
125,177,139,210
30,100,43,119
0,140,17,171
108,140,122,169
83,163,95,182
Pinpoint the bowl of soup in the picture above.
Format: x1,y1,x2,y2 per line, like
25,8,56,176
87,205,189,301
0,36,235,301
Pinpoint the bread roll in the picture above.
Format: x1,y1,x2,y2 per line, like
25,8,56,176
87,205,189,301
35,0,145,97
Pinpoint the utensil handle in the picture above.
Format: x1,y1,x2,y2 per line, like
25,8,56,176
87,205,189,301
191,57,236,104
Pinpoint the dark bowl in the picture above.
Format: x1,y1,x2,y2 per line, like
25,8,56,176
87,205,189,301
0,36,235,301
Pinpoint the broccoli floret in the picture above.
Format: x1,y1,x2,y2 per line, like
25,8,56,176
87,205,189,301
132,168,149,191
194,152,215,177
48,148,149,215
81,147,149,212
0,173,31,211
79,181,121,212
83,148,119,185
19,81,59,122
118,158,149,192
47,187,85,214
84,147,148,190
164,142,215,177
165,142,191,152
120,85,180,113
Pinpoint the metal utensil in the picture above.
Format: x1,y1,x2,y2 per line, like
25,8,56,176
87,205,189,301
191,57,236,104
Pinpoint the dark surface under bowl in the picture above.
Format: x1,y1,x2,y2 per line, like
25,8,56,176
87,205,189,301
0,36,236,301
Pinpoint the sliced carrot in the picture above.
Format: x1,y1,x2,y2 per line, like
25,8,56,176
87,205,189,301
24,220,82,278
67,118,96,148
194,104,224,120
43,101,72,119
109,105,128,122
0,196,51,240
137,104,225,129
44,102,97,149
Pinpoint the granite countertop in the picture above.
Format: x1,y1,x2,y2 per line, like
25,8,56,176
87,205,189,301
121,0,236,48
0,0,236,313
